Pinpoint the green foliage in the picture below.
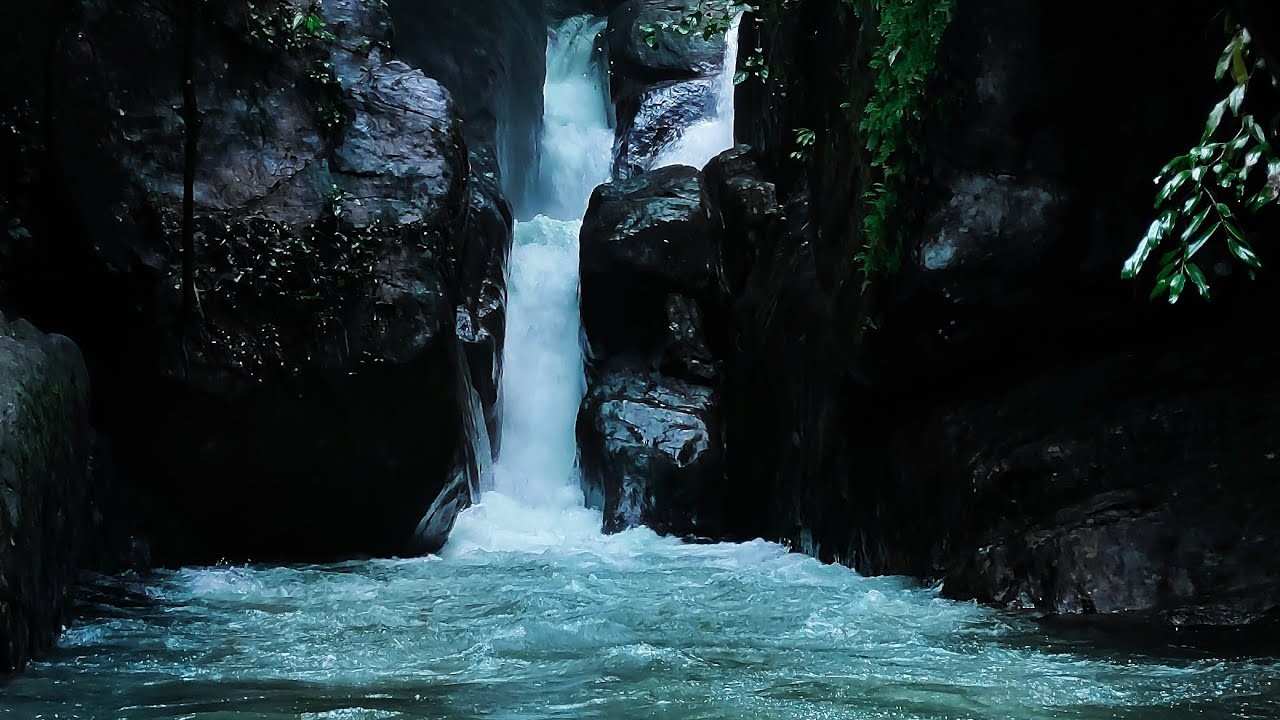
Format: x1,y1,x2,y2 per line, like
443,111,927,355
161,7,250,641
852,0,953,281
790,127,816,161
1124,26,1279,303
639,1,753,47
245,1,333,52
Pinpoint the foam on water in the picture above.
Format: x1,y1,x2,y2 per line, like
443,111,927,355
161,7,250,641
5,547,1279,718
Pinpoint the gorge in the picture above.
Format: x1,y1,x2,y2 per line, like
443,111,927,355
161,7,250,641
3,0,1280,717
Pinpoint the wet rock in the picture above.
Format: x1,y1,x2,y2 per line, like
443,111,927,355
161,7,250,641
606,0,724,88
612,78,717,179
389,0,547,214
703,146,779,294
580,165,720,359
0,314,92,673
605,0,726,177
547,0,627,22
659,294,717,383
22,0,508,561
578,368,721,536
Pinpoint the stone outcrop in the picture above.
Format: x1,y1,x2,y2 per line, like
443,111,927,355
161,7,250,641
1,0,513,562
389,0,547,215
578,164,726,535
578,369,720,535
0,315,93,673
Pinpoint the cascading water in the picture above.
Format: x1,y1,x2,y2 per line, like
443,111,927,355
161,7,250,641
443,15,616,554
5,14,1279,720
449,13,744,556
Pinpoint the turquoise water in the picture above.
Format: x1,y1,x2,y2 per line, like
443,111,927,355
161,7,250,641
3,528,1278,719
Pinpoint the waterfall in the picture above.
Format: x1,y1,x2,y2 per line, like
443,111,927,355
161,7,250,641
445,16,614,554
447,13,740,555
534,15,613,220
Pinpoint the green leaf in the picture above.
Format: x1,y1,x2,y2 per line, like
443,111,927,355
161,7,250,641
1186,221,1220,258
1150,275,1172,301
1248,186,1278,212
1244,115,1267,144
1186,261,1210,299
1168,270,1187,304
1123,219,1164,278
1181,205,1212,241
1226,230,1263,269
1232,41,1250,85
1204,99,1229,140
1156,170,1192,207
1229,84,1247,115
1159,154,1191,179
1217,34,1241,81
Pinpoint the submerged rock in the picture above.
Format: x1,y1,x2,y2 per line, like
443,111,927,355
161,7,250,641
0,315,93,673
578,368,721,536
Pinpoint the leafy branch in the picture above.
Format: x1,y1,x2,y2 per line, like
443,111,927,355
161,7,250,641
639,1,754,47
1124,25,1280,303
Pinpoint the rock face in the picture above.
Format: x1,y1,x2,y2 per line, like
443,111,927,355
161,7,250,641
605,0,726,178
389,0,547,215
0,0,513,562
0,315,93,673
578,164,725,535
579,165,721,358
720,0,1280,628
578,370,720,535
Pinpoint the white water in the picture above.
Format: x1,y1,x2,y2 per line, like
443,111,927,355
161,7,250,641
451,12,744,558
445,15,615,555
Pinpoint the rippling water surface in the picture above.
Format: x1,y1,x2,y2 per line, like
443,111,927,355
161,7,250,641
3,523,1278,719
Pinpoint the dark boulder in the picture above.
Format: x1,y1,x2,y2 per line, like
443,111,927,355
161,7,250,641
577,161,727,537
580,165,721,360
578,368,721,535
606,0,724,87
15,0,510,562
389,0,547,215
702,145,780,294
0,315,93,673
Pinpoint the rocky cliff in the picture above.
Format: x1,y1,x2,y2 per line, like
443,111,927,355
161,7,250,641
0,315,94,673
0,0,525,562
723,0,1280,628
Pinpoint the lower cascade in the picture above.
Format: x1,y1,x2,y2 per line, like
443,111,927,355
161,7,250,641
3,11,1280,720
